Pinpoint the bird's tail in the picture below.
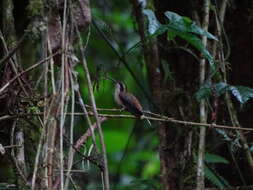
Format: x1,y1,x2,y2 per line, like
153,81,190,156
141,115,152,127
145,118,152,127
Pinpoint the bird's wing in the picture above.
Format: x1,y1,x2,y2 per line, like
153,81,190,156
119,92,143,117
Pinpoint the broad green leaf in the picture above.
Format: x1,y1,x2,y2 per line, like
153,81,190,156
166,27,177,40
195,82,212,101
229,85,253,104
163,11,217,65
205,153,229,164
194,153,230,188
204,165,230,188
142,10,216,65
164,11,218,41
230,86,243,103
143,9,161,35
215,82,229,96
195,82,229,99
170,29,213,64
196,82,253,104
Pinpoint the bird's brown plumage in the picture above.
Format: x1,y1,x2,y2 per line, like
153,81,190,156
119,91,143,117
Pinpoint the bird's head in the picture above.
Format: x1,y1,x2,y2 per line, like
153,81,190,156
115,81,126,92
104,76,126,92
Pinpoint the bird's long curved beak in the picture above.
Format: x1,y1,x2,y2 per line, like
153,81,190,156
103,76,117,84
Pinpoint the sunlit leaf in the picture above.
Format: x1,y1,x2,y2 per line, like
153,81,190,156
143,9,161,35
196,82,253,104
142,10,216,65
142,154,160,178
164,11,218,40
229,85,253,104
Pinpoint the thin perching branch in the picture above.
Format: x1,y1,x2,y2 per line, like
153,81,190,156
3,111,253,131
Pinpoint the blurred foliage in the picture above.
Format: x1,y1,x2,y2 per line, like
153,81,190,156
196,82,253,104
204,154,231,188
204,164,230,189
2,0,253,189
73,1,159,189
192,152,231,189
74,1,253,189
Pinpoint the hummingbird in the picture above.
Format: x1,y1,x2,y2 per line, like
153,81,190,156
106,77,151,126
113,80,143,117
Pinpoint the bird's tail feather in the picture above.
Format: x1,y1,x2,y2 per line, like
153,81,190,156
140,115,152,127
145,118,152,127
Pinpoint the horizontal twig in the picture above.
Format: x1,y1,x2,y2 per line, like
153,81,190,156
1,111,253,131
54,169,88,173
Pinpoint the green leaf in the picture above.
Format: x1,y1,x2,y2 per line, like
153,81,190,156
215,82,230,96
143,9,161,35
195,82,229,99
229,85,253,104
163,11,217,65
170,29,213,64
205,165,230,188
142,10,216,65
205,153,229,164
195,82,212,101
249,145,253,152
164,11,218,41
196,82,253,104
194,153,230,188
142,160,160,178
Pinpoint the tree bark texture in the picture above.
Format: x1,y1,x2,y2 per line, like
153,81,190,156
153,0,253,189
0,0,91,189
